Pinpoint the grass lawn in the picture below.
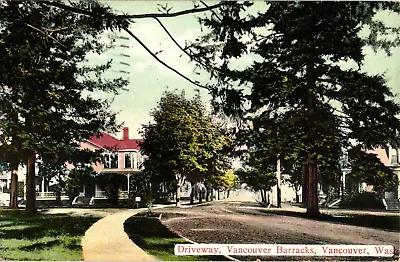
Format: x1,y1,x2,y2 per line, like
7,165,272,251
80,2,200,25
0,209,100,261
124,215,227,261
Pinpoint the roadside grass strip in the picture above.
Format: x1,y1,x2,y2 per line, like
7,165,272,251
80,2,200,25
256,209,400,232
124,215,228,261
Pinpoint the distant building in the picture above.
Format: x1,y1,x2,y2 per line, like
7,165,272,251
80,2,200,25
0,127,145,206
74,127,144,202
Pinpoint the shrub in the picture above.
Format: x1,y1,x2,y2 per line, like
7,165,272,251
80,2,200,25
341,192,385,209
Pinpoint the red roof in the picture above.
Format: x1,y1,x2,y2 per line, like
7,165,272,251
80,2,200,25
88,131,143,151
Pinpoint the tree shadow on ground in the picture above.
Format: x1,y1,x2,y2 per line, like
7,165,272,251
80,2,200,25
0,209,100,260
250,208,400,232
0,213,99,240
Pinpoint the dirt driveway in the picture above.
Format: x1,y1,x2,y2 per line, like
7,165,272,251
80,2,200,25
158,201,400,261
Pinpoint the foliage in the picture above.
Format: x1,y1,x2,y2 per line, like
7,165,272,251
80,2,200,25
129,170,155,205
347,146,396,192
201,123,235,190
235,125,277,193
0,0,128,211
188,2,400,214
99,173,124,205
64,166,94,200
340,192,385,209
0,0,126,156
236,167,275,193
39,145,102,200
210,170,239,191
139,90,214,192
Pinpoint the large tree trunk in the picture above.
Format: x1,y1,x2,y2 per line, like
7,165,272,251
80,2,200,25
304,58,319,216
306,161,319,216
217,189,220,200
9,113,20,209
26,153,37,214
302,165,308,208
210,187,214,201
10,165,19,209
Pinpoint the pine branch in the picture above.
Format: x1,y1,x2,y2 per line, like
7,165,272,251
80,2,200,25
42,1,227,20
121,25,212,91
25,23,67,49
199,0,223,22
153,17,219,74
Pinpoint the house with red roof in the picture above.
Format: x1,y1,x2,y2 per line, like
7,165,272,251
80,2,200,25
71,127,145,205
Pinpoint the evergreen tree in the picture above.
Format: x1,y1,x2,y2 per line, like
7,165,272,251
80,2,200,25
0,1,128,213
187,2,400,215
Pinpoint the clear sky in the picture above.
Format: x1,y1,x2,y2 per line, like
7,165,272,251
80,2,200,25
88,1,400,139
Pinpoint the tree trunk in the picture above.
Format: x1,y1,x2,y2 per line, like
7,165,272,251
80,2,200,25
10,166,19,209
264,189,268,204
189,182,194,205
267,190,270,204
277,157,281,208
302,164,308,208
9,113,20,209
217,189,220,200
205,184,210,202
55,191,62,206
176,183,181,207
199,188,203,203
303,57,319,216
227,190,230,198
210,187,214,201
306,162,319,216
26,153,37,214
260,189,265,203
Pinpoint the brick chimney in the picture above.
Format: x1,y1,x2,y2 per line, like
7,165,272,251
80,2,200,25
123,127,129,140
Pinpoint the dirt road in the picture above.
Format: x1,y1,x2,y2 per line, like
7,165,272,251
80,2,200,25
158,200,400,261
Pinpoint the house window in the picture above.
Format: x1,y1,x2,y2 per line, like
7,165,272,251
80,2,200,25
124,152,138,169
391,149,399,165
125,153,132,168
104,153,118,169
0,179,8,193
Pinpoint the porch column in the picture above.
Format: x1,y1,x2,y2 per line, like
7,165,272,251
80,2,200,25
127,174,131,194
41,177,45,197
95,183,100,198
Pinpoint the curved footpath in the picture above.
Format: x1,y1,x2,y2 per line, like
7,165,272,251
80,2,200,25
81,191,255,261
82,205,170,261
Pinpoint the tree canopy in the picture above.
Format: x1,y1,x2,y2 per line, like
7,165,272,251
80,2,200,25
186,1,400,215
0,0,128,212
140,90,233,205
